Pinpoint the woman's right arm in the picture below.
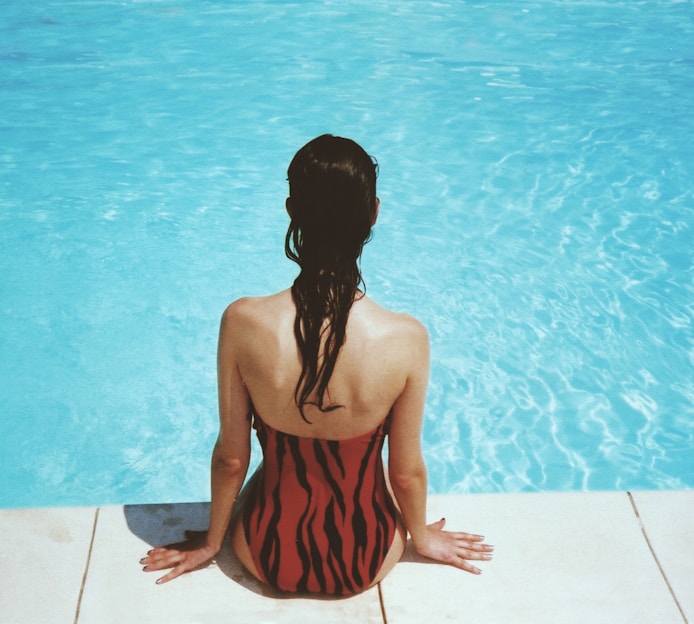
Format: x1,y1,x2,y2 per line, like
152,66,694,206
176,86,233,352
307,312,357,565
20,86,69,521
387,319,493,574
141,301,252,583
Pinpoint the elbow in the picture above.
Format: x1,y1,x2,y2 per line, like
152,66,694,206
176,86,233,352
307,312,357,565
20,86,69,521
211,456,246,476
211,444,248,477
389,461,427,492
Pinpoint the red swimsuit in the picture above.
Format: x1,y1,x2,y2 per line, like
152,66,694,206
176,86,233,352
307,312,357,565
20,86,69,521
242,413,398,595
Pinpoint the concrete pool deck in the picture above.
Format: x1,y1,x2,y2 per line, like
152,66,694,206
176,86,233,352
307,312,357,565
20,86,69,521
0,490,691,623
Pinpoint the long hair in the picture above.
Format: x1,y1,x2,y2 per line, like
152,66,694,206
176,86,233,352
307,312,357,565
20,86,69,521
285,134,378,422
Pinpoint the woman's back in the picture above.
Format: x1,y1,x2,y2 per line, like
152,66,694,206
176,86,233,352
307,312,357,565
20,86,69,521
229,288,425,440
140,135,491,591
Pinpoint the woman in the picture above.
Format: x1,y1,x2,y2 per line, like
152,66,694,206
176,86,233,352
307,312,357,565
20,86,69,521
141,134,493,594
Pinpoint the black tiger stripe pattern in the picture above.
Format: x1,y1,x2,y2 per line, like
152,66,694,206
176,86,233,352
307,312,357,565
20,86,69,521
242,414,398,595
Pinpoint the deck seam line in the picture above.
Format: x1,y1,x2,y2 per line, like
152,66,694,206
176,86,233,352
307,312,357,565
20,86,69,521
627,491,688,624
73,506,100,624
377,582,389,624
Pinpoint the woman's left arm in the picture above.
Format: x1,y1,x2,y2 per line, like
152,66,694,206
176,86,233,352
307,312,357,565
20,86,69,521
141,302,252,583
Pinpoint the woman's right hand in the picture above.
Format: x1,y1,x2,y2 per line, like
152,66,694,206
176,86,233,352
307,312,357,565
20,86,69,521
140,530,218,584
414,518,493,574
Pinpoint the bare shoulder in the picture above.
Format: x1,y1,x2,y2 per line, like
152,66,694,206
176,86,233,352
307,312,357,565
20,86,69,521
394,310,428,340
220,297,255,334
222,290,292,326
391,312,429,362
357,296,429,350
221,291,293,339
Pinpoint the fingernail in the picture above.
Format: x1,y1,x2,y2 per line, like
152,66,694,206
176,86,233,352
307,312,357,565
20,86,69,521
483,554,492,560
155,578,162,585
147,549,153,555
142,566,148,572
139,558,146,564
473,566,481,574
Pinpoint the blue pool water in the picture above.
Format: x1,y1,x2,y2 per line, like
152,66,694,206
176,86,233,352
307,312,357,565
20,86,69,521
1,1,693,508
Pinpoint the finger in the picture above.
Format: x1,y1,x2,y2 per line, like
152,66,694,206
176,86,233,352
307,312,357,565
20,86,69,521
455,539,494,552
143,546,174,561
139,550,160,565
141,548,179,566
156,563,187,585
143,551,185,572
427,518,446,530
457,547,493,561
449,531,485,541
450,552,487,574
456,559,483,575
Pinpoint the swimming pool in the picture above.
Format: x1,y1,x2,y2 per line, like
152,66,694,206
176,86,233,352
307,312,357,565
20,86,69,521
1,1,692,508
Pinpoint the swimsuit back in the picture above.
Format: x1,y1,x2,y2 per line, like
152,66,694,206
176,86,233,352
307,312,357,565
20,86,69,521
242,414,398,595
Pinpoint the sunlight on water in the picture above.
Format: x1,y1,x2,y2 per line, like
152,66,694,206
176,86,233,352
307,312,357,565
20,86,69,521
1,1,692,507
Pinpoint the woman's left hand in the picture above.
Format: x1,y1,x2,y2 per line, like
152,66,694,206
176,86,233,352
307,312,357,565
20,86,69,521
139,530,218,584
413,518,493,574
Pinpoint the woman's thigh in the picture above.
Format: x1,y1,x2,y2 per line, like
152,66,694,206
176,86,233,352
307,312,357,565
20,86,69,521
369,513,407,588
229,469,265,584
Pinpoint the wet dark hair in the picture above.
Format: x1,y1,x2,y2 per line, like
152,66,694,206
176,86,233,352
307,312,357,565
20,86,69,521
285,134,378,422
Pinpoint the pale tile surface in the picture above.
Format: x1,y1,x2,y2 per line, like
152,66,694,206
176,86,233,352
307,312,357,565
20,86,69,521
630,489,694,621
3,492,691,624
78,503,383,624
381,492,683,624
0,506,96,624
